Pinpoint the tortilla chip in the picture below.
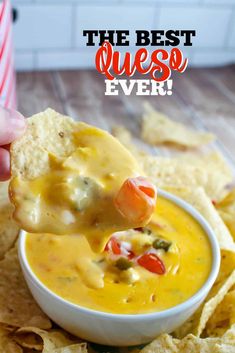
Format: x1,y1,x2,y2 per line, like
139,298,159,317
0,326,22,353
140,333,179,353
178,151,232,201
13,330,43,350
201,252,235,337
217,188,235,241
112,125,148,161
179,151,232,178
0,203,19,259
10,109,77,180
196,270,235,337
141,325,235,353
0,247,51,329
0,182,19,260
174,250,235,339
217,250,235,284
138,152,232,202
14,327,87,353
157,186,235,252
0,181,9,200
141,102,215,148
205,289,235,337
175,268,235,339
112,126,134,151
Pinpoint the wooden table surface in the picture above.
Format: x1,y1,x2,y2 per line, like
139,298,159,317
16,66,235,170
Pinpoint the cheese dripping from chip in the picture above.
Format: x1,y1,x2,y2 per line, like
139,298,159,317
9,112,156,252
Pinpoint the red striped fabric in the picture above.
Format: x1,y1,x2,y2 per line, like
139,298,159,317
0,0,17,109
0,0,6,23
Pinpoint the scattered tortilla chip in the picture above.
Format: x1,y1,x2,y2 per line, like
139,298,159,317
0,326,22,353
195,270,235,337
200,251,235,337
140,333,179,353
179,151,232,178
141,102,215,148
217,188,235,241
112,126,135,151
174,249,235,339
217,250,235,286
175,268,235,339
14,327,87,353
141,325,235,353
178,151,233,201
0,247,51,329
13,329,43,350
167,187,235,251
116,135,232,201
54,344,87,353
0,182,19,260
112,125,149,160
0,203,19,260
6,108,235,351
205,289,235,337
138,151,232,202
10,109,77,180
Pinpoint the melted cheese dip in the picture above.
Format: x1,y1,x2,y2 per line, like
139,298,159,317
25,196,212,314
10,123,157,252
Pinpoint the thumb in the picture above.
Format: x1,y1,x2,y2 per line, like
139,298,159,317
0,107,26,145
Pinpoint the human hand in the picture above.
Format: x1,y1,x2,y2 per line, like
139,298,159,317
0,107,26,181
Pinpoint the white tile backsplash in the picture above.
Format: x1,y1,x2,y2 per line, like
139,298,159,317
34,0,120,2
11,0,33,4
37,49,96,69
228,12,235,48
158,7,232,48
13,4,73,50
203,0,235,4
124,0,201,2
11,1,235,71
75,5,156,48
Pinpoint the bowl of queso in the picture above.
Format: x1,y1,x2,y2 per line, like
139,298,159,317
18,189,220,346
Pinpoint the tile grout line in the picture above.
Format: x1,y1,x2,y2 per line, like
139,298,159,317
224,6,235,48
70,3,77,49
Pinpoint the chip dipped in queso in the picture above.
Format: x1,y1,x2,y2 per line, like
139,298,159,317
10,110,157,252
25,195,212,315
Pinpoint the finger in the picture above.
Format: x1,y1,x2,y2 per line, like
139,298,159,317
0,147,11,181
0,107,26,145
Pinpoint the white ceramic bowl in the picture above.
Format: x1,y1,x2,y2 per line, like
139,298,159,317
18,189,220,346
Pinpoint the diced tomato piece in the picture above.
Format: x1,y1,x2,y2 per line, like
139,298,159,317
137,253,166,275
105,237,121,255
127,250,135,260
114,177,157,225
